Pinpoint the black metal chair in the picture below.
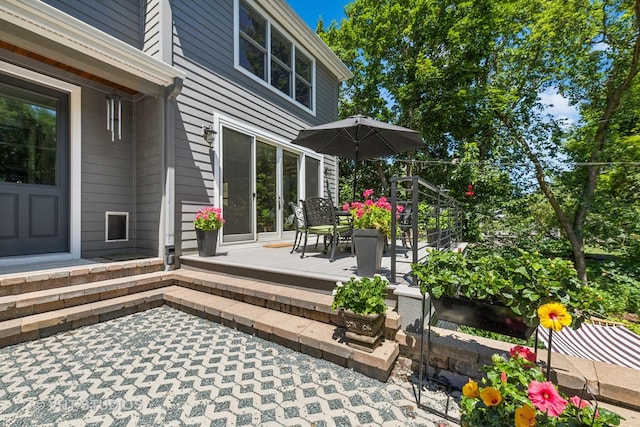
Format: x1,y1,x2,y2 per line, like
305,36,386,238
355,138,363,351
288,200,307,253
301,197,352,262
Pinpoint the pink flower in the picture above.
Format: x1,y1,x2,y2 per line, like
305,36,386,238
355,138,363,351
510,345,537,363
570,396,599,418
528,381,568,417
569,396,590,409
363,189,374,198
501,371,507,383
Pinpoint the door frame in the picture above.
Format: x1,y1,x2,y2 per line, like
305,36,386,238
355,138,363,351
0,61,81,266
215,113,323,245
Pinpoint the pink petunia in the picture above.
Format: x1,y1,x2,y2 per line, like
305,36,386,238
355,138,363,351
363,189,374,198
528,381,568,417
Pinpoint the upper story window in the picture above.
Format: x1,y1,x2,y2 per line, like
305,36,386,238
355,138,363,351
237,0,315,112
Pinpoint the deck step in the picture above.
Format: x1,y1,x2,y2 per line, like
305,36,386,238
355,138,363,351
0,258,164,297
174,269,401,339
163,287,399,381
0,271,174,321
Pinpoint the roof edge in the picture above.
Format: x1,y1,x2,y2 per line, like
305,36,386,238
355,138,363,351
0,0,186,87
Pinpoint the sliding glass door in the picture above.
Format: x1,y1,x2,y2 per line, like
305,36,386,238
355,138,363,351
221,127,305,243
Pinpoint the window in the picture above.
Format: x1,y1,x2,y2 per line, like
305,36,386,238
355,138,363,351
0,83,58,185
305,157,320,198
239,1,267,80
237,0,314,111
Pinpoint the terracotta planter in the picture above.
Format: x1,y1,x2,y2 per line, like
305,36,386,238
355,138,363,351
432,295,538,339
353,228,385,277
341,309,385,352
196,229,219,257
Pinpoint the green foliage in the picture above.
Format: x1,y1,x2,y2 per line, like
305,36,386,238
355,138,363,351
331,275,388,316
589,261,640,317
412,250,604,327
320,0,640,283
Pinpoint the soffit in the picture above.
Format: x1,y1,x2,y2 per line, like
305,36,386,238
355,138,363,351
0,0,186,95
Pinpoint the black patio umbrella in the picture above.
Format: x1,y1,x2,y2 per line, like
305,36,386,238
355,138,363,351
291,115,425,200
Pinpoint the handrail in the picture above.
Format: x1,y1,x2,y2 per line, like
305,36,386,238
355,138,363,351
390,176,464,283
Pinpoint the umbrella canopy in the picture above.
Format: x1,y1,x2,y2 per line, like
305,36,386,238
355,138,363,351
291,115,425,199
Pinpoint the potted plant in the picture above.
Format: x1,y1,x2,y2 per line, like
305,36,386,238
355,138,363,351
193,206,225,257
342,189,404,277
331,275,389,352
411,250,603,338
460,302,622,427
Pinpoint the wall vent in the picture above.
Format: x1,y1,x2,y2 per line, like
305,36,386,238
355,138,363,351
105,211,129,242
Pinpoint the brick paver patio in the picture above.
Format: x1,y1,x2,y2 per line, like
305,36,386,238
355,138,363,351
0,306,459,426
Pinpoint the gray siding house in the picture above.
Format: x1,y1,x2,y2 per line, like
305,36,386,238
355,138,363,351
0,0,351,269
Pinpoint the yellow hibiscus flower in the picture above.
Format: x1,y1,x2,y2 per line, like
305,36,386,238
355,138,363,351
462,379,479,398
515,404,537,427
537,302,572,332
480,386,502,406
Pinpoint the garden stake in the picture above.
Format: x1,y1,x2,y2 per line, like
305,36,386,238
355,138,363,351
546,328,553,380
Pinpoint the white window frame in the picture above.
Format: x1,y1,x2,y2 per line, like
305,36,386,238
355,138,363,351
234,0,316,115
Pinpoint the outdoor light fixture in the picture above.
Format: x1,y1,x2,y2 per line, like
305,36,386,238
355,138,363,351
202,125,217,145
106,92,122,142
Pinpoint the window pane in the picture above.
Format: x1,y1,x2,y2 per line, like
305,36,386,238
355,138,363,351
283,150,299,231
305,157,320,198
271,61,291,95
239,1,266,47
295,80,311,108
271,29,291,66
295,50,312,82
0,84,57,185
240,37,266,80
256,142,277,233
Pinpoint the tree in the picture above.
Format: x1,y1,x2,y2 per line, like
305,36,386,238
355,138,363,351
320,0,640,282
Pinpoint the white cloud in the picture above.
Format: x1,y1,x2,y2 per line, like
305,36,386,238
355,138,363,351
539,88,580,125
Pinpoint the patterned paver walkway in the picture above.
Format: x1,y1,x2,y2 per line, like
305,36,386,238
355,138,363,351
0,306,459,426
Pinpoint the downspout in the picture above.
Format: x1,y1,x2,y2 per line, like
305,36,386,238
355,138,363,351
161,77,183,270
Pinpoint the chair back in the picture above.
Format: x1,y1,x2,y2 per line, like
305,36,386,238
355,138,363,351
303,197,335,227
288,201,306,229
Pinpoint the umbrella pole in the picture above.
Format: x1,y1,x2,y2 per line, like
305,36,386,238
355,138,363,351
352,160,358,202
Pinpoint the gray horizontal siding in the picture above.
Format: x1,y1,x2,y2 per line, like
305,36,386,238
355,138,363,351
135,95,162,256
80,87,136,257
43,0,144,49
143,0,161,57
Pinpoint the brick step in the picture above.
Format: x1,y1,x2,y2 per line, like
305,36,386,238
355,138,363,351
163,287,399,381
0,258,164,297
174,269,401,339
0,271,174,322
0,287,172,348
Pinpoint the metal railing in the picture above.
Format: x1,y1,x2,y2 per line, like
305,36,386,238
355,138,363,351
390,176,463,283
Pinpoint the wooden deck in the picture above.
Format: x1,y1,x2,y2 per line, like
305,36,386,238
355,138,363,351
180,238,422,292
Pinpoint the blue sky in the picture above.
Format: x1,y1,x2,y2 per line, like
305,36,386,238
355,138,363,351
287,0,347,29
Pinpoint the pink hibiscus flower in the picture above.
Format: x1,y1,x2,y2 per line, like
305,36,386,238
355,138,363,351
528,381,568,417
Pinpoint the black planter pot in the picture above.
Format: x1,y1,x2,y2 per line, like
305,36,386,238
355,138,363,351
431,295,538,339
196,229,219,257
